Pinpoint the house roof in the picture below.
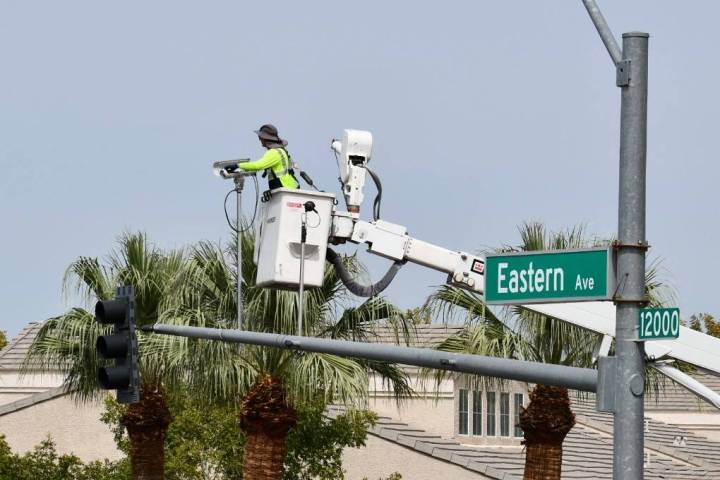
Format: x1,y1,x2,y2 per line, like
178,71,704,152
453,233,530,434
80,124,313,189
5,321,720,400
328,403,720,479
376,324,720,413
573,398,720,470
0,322,43,370
371,324,464,348
645,368,720,412
0,386,67,417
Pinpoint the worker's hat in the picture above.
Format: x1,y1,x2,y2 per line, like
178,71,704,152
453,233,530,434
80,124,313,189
254,124,288,146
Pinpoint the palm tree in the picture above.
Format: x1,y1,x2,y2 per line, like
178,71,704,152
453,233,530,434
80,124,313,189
149,229,414,480
427,222,671,480
24,233,184,480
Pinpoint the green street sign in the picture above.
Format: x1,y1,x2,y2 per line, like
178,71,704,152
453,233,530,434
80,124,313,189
638,308,680,340
484,248,615,305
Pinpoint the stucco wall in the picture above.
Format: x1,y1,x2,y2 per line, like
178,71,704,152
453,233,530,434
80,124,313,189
368,372,455,439
369,396,455,440
0,394,122,462
342,434,489,480
0,371,65,406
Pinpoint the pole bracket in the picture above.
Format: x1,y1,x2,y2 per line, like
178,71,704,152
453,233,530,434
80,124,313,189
613,296,649,306
616,59,631,87
612,240,650,251
596,356,617,413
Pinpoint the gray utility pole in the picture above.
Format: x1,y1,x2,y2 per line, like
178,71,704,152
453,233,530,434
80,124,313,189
582,2,649,478
582,3,649,479
234,175,245,330
614,32,649,480
145,323,599,392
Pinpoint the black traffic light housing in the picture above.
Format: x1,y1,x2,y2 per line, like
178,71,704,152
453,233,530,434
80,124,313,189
95,286,140,404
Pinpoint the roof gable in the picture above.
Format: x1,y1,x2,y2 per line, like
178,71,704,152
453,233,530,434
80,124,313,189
0,323,43,370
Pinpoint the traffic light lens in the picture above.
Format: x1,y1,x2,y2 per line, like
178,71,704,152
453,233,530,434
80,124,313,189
97,333,129,359
98,366,131,389
95,299,128,325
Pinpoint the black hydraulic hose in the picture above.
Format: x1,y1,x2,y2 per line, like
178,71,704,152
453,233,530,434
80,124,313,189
365,166,382,221
326,248,404,297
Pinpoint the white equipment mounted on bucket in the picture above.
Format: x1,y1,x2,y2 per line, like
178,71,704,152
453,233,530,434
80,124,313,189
251,129,720,408
254,129,486,295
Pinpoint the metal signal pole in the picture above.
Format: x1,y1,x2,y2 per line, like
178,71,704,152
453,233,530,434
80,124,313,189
582,2,649,478
614,32,649,479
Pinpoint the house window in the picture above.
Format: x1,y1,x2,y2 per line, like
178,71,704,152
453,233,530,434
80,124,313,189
514,393,524,437
500,393,510,437
472,391,482,436
456,388,526,440
486,392,496,436
458,389,469,435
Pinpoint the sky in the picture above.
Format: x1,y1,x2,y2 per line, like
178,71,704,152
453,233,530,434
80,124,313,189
1,1,718,339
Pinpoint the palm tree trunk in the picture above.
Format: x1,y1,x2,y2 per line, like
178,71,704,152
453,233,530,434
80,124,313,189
123,383,172,480
519,384,575,480
240,375,297,480
523,443,563,480
243,425,292,480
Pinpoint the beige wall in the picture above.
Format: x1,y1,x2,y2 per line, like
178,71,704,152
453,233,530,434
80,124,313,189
370,396,455,440
343,434,489,480
369,372,455,439
0,371,65,406
0,394,122,462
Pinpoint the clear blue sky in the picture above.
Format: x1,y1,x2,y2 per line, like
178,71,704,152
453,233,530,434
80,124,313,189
1,1,718,339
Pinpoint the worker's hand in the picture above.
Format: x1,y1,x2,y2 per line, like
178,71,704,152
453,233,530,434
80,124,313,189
224,164,239,173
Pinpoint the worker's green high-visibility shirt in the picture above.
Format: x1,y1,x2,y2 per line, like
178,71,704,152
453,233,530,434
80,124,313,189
238,148,299,189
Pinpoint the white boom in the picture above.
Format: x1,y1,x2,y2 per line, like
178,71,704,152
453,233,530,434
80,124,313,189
251,129,720,408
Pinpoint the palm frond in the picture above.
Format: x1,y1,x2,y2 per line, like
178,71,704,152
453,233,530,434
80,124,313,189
62,257,114,307
23,308,109,402
285,352,369,408
25,231,188,402
645,257,676,307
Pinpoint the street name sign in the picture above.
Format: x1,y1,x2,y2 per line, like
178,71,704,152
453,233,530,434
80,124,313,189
638,307,680,340
484,247,615,305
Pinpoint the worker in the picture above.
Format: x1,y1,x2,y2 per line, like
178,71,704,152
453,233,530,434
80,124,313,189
230,124,300,190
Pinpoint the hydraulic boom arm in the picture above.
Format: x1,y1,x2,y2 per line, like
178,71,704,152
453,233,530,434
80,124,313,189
330,216,485,294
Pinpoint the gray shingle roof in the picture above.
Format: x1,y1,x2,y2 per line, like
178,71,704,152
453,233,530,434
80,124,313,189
573,399,720,472
0,322,43,370
370,324,464,348
329,404,720,479
645,368,720,412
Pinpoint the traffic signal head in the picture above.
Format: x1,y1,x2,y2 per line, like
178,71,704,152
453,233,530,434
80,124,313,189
96,332,129,359
95,286,140,404
98,363,131,390
95,299,128,325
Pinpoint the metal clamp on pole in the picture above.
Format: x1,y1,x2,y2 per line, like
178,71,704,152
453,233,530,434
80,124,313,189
616,59,632,87
596,356,618,413
612,296,649,305
612,240,650,251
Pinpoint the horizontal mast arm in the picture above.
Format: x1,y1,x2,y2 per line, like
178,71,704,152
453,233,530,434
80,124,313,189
146,324,598,392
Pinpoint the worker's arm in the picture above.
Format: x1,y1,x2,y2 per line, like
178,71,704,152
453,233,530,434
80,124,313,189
238,149,281,172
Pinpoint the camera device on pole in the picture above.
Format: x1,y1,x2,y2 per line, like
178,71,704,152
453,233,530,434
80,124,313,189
95,286,140,404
